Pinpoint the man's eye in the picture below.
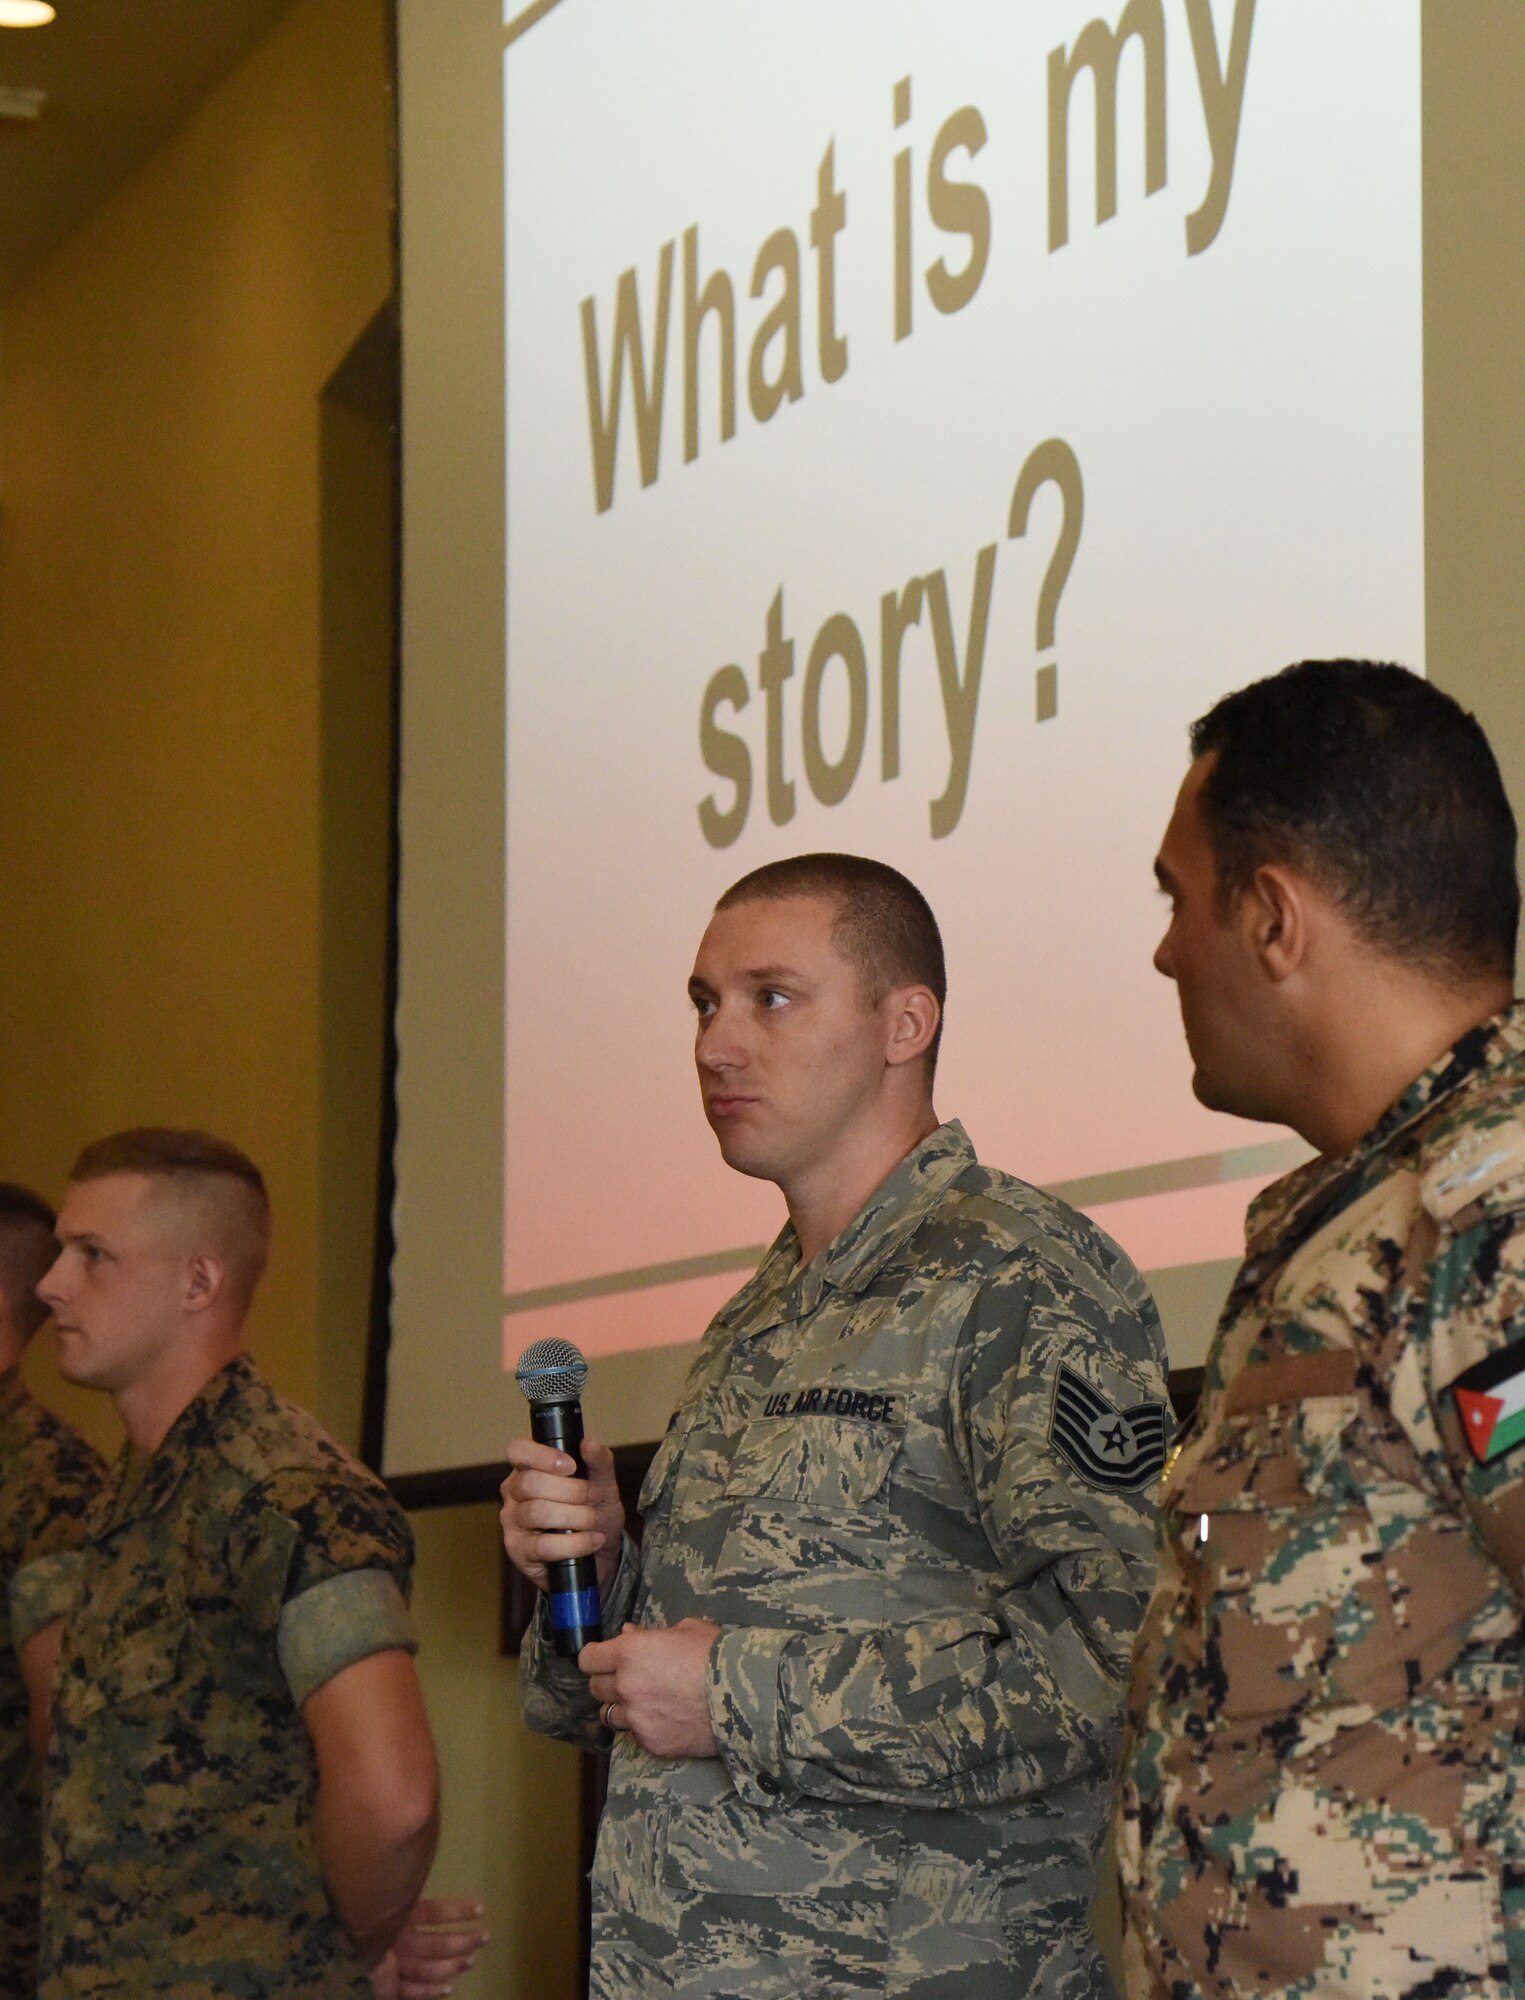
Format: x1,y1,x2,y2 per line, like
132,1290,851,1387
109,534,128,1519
761,989,789,1010
691,996,715,1019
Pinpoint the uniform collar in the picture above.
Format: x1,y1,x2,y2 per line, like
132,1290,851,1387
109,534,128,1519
1242,998,1525,1264
721,1121,977,1337
99,1350,257,1534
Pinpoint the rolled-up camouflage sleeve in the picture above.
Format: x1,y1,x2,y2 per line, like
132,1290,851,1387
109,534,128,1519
10,1548,90,1653
709,1260,1167,1810
520,1531,643,1749
223,1464,418,1706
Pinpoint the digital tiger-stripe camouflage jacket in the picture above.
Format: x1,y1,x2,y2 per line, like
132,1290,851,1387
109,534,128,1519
523,1120,1170,1998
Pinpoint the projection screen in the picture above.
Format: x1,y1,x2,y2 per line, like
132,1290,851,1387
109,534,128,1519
388,0,1424,1484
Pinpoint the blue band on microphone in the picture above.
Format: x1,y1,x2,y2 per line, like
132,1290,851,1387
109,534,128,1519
549,1585,602,1633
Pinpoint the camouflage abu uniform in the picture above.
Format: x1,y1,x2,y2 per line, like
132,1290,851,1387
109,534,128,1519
1,1369,105,1998
1119,1003,1525,2000
523,1121,1170,1997
26,1352,417,1999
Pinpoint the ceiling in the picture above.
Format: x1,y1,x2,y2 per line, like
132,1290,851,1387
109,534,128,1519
0,0,304,297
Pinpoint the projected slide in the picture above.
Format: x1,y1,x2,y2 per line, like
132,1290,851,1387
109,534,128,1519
500,0,1422,1364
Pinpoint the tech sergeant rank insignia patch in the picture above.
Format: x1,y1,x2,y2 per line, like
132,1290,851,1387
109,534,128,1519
1049,1363,1167,1490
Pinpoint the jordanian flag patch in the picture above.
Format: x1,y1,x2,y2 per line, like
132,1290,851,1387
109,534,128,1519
1049,1365,1168,1490
1450,1341,1525,1464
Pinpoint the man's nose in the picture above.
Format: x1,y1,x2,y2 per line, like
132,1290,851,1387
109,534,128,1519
1153,929,1176,981
697,1004,747,1070
34,1251,66,1309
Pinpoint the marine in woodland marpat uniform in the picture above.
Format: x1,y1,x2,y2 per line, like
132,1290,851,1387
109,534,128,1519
1119,660,1525,1999
14,1129,444,1999
0,1183,105,1998
505,854,1171,1998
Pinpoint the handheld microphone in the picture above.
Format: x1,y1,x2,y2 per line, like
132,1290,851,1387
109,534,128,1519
514,1337,603,1657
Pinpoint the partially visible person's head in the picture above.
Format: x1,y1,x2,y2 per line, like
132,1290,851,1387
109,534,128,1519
1155,659,1518,1122
691,855,944,1189
0,1181,58,1361
39,1129,270,1393
1190,659,1518,982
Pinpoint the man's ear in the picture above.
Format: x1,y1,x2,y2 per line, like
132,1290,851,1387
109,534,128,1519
1245,864,1312,983
885,986,941,1069
183,1251,227,1315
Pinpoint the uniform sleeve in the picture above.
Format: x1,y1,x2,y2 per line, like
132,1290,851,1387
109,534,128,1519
5,1426,106,1651
519,1531,642,1749
225,1464,418,1707
9,1548,90,1652
1426,1210,1525,1585
708,1259,1169,1811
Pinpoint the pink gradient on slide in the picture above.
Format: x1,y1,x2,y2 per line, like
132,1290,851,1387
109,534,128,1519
1085,1176,1275,1273
502,1266,755,1367
499,1178,1274,1371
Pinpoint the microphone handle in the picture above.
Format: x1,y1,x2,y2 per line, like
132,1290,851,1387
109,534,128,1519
531,1398,604,1657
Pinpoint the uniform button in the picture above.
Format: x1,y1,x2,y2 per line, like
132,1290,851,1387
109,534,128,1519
757,1773,780,1796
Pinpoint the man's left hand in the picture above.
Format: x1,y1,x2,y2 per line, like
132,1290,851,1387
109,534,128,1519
581,1619,722,1758
369,1898,489,1997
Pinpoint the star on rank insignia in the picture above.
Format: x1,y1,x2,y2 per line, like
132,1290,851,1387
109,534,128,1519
1049,1363,1168,1490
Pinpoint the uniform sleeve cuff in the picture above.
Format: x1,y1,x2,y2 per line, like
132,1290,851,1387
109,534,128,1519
10,1550,87,1652
279,1568,417,1707
708,1625,794,1806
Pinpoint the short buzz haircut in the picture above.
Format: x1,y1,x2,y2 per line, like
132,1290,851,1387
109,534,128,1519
716,853,947,1071
1191,660,1520,983
0,1181,58,1343
69,1128,272,1306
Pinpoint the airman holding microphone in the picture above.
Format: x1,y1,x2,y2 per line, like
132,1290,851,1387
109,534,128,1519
503,852,1170,1999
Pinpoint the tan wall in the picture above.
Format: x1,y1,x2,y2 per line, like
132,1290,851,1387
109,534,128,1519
0,0,387,1440
0,1,579,1993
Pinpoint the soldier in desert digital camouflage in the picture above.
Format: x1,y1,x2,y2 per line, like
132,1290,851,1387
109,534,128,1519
1119,660,1525,1999
505,852,1170,1998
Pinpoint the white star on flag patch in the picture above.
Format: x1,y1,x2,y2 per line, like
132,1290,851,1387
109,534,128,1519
1450,1342,1525,1464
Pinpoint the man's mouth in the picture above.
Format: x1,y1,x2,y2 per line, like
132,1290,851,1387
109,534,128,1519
707,1095,758,1119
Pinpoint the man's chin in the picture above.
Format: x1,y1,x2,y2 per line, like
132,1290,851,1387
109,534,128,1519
709,1129,776,1183
51,1338,102,1389
1191,1065,1278,1126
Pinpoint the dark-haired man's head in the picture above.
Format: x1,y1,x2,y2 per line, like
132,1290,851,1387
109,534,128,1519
691,855,944,1205
0,1181,58,1371
1189,659,1518,981
38,1129,270,1400
1155,660,1519,1149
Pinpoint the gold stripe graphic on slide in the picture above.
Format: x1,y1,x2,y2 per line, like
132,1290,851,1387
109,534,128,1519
504,0,566,49
501,1136,1311,1314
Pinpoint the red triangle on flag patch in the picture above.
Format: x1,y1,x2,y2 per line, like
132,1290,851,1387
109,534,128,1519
1455,1386,1504,1462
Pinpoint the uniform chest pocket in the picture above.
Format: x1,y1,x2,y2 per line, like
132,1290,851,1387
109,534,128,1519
69,1611,188,1723
1174,1395,1411,1724
711,1416,905,1626
723,1415,903,1513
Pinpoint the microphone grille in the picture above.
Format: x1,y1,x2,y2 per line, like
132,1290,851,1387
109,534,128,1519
514,1337,588,1406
